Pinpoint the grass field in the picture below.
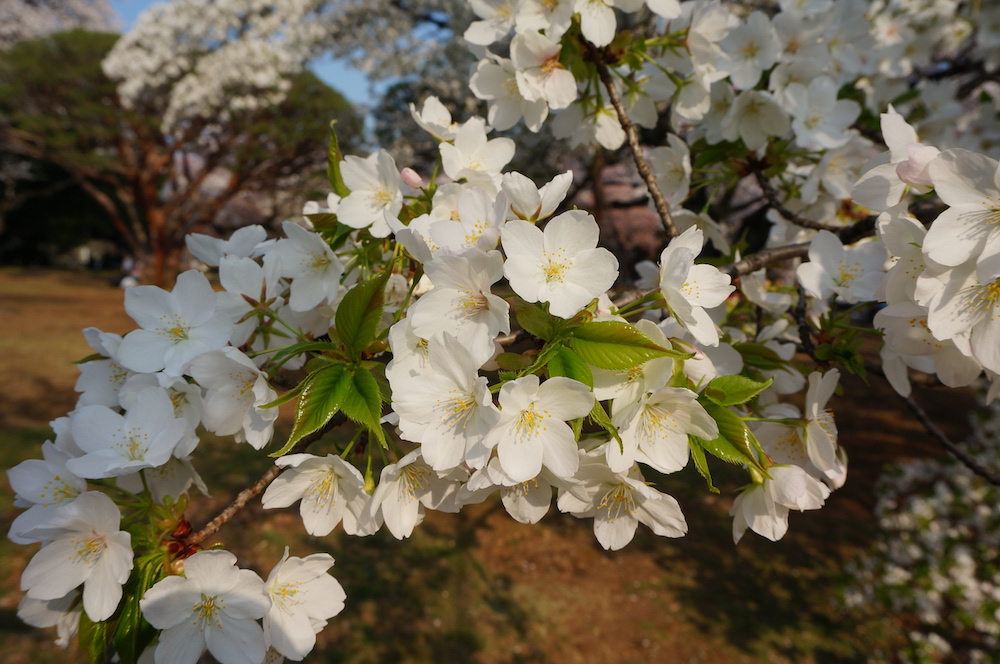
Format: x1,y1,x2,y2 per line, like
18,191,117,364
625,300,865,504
0,267,978,663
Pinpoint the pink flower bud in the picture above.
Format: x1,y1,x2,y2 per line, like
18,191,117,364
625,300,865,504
400,167,424,188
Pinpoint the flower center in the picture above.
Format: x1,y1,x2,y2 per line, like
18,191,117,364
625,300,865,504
71,532,107,565
194,594,225,629
598,484,636,521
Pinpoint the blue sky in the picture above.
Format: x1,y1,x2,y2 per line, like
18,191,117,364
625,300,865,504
112,0,377,107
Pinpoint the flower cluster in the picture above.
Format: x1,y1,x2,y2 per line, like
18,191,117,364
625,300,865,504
10,0,1000,662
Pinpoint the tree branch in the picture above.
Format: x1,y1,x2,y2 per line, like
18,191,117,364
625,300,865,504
752,169,843,232
899,389,1000,486
586,42,679,239
186,415,347,546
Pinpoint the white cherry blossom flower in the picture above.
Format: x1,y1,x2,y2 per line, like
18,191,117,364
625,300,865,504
117,270,233,377
262,454,370,536
730,465,830,543
610,385,719,474
647,134,691,205
510,30,577,110
796,230,887,304
18,591,80,649
558,446,687,551
408,249,510,359
409,95,459,141
784,76,860,150
721,90,790,152
718,11,781,89
925,148,1000,281
140,550,270,664
268,220,344,312
338,150,403,237
75,328,132,408
658,226,735,346
502,170,573,223
263,548,346,661
186,225,270,268
20,491,133,622
392,333,500,471
366,450,464,539
67,386,187,479
502,210,619,319
470,54,549,132
803,369,841,473
188,348,278,450
482,375,593,483
573,0,644,48
7,441,86,544
439,117,515,186
852,105,940,212
465,0,520,46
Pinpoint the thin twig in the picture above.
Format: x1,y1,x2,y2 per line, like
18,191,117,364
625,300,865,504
725,242,811,279
187,416,347,546
752,169,843,232
793,283,816,360
900,390,1000,486
586,42,679,239
723,215,877,279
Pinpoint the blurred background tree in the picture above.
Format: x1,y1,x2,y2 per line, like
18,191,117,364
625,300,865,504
0,28,362,284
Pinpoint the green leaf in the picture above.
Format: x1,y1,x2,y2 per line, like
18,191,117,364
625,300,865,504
514,300,556,340
259,379,307,410
699,401,765,471
73,352,106,364
340,367,387,447
326,120,351,198
567,321,691,370
268,340,341,367
335,271,389,360
588,400,623,450
495,352,534,372
272,363,351,457
78,610,111,664
303,212,340,232
703,375,773,406
113,560,161,664
733,342,788,371
688,437,719,493
547,347,594,387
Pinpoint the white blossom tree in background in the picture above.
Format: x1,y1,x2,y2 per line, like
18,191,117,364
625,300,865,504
0,0,118,48
9,1,1000,664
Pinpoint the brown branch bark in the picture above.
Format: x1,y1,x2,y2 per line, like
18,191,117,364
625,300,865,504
186,415,348,546
586,42,679,239
752,169,843,232
900,388,1000,486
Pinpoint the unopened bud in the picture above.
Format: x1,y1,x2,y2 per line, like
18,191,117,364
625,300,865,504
400,167,424,188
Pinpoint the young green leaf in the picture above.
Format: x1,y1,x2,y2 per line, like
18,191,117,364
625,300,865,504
326,120,351,199
272,363,351,457
688,437,719,493
303,212,340,232
339,367,387,447
267,340,341,368
514,300,557,340
547,346,594,387
703,375,773,406
699,401,767,473
78,610,111,664
567,320,691,370
335,271,389,360
588,400,623,450
733,342,788,371
113,560,161,664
